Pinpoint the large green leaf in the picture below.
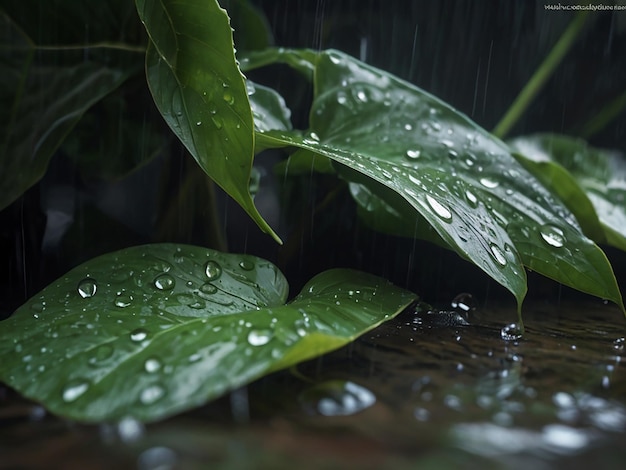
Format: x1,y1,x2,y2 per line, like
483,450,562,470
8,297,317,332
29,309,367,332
0,243,416,422
0,13,129,211
510,133,626,252
135,0,280,242
246,48,623,310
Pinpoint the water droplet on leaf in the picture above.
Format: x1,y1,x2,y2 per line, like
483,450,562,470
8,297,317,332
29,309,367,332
479,177,499,189
144,357,162,373
205,260,222,280
239,260,254,271
130,328,148,342
465,190,478,207
63,380,89,402
248,329,273,346
77,278,97,298
540,224,565,248
140,384,165,405
426,195,452,221
490,244,507,266
115,292,133,308
200,282,218,295
154,273,175,291
406,149,421,160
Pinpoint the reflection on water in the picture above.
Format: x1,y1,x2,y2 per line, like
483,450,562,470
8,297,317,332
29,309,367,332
1,300,625,468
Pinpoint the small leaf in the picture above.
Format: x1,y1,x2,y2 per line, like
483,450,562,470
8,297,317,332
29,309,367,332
510,133,626,252
247,80,292,134
0,243,416,422
135,0,280,242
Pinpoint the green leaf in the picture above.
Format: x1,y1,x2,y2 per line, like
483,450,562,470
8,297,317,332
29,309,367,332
510,133,626,252
240,47,318,79
0,243,416,422
247,48,624,310
247,81,292,134
0,13,129,211
135,0,280,242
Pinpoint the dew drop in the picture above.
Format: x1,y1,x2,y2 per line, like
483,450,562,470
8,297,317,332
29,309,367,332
613,337,625,351
406,149,421,160
223,91,234,104
501,323,523,341
356,90,367,102
144,357,162,373
140,384,165,405
239,260,254,271
205,260,222,280
31,302,45,314
426,195,452,221
200,282,217,295
77,278,97,298
336,92,347,105
479,177,499,189
130,328,148,342
540,224,565,248
490,244,507,266
248,329,273,346
154,273,175,291
404,123,413,131
62,380,89,402
115,291,133,308
465,190,478,207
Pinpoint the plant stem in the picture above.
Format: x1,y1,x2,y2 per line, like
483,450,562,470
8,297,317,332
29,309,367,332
493,11,588,139
580,89,626,139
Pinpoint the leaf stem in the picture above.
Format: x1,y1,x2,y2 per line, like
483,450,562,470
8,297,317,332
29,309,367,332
580,89,626,139
493,11,588,139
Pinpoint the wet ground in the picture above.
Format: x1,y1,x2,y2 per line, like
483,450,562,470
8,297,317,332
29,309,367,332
1,298,625,469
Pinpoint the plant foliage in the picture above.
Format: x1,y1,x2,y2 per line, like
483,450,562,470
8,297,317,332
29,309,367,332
0,0,625,423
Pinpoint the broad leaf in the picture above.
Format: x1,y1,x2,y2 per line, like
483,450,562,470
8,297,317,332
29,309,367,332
0,13,129,211
0,243,416,422
510,134,626,252
246,48,624,310
135,0,280,242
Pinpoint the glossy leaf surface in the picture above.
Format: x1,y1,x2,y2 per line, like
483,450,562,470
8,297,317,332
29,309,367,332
247,48,623,310
510,133,626,252
135,0,280,242
0,244,416,422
